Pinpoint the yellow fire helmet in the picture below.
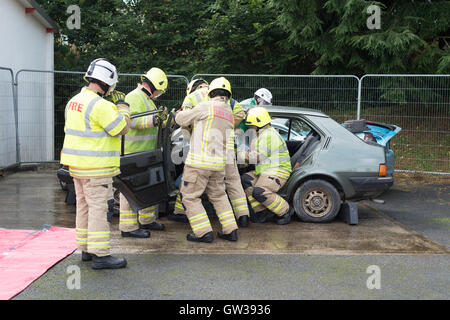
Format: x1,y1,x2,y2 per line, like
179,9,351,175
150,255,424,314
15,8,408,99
245,106,272,128
186,78,208,95
208,77,232,98
141,67,168,98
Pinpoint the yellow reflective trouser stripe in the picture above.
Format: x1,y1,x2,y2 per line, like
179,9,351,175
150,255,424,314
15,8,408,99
189,213,207,223
185,161,225,170
192,221,211,231
87,242,110,248
175,201,184,209
217,211,235,227
217,210,233,219
273,196,285,214
87,230,110,248
88,232,110,237
187,154,226,165
247,196,261,208
139,212,155,218
233,204,248,212
175,194,184,209
266,195,285,214
267,195,281,211
231,197,246,204
120,210,138,224
221,220,236,228
264,171,290,179
189,212,211,231
76,228,87,243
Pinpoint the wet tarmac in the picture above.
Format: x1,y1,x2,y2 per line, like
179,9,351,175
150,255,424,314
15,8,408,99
0,169,447,255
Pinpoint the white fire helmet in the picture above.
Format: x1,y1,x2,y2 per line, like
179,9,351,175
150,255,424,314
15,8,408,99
84,58,119,95
254,88,272,105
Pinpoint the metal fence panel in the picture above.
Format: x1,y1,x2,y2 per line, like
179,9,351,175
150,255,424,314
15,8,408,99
192,74,360,123
0,67,17,169
359,75,450,173
15,70,188,162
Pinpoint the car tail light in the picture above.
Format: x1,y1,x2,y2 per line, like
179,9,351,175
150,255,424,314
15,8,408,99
364,133,377,143
379,164,387,177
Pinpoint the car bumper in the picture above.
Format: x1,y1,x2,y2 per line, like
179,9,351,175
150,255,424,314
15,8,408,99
349,176,393,199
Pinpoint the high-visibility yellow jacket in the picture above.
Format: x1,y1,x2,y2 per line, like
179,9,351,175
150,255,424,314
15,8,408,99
240,126,292,180
181,86,209,110
175,97,234,171
123,85,158,154
60,87,128,178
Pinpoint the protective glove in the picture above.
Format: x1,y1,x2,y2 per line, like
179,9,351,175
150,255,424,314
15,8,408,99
159,107,169,121
152,107,169,128
110,90,126,105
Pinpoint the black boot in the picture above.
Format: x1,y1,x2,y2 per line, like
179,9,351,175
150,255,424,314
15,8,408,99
121,229,150,238
218,229,238,242
91,255,127,270
167,213,189,223
238,215,249,228
82,251,92,261
140,222,165,231
276,207,294,225
186,231,214,243
252,209,275,223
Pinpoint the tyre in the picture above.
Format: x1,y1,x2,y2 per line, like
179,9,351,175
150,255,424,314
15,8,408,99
293,179,341,223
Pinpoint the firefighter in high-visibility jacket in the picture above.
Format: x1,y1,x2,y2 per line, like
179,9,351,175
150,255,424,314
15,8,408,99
60,58,130,270
238,107,294,225
118,67,169,238
171,79,250,227
175,77,239,243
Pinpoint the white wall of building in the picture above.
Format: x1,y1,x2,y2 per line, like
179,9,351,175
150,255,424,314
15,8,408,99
0,0,55,166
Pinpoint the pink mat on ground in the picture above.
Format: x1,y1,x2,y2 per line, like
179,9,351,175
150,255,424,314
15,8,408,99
0,226,76,300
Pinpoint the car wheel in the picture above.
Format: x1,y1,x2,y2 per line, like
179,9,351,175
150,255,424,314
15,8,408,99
293,179,341,223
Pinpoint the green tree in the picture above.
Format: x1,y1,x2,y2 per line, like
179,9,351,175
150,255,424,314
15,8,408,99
35,0,208,74
270,0,450,75
195,0,314,74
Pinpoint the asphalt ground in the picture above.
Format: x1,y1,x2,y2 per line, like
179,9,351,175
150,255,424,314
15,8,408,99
0,169,448,300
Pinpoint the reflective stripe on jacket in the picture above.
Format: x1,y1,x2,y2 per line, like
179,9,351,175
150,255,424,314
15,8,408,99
175,97,234,171
182,86,209,110
123,86,158,154
60,87,126,176
253,126,292,178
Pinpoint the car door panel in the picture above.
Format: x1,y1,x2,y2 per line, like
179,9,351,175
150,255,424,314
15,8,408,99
113,109,175,212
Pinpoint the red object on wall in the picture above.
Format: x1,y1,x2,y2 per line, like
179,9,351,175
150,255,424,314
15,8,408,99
25,8,35,14
46,28,54,33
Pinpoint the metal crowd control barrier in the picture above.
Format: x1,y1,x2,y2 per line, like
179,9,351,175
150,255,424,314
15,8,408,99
0,67,18,169
192,74,360,124
14,70,188,163
4,69,449,175
359,75,450,174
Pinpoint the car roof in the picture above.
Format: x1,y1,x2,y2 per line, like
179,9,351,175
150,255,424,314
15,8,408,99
244,105,329,118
